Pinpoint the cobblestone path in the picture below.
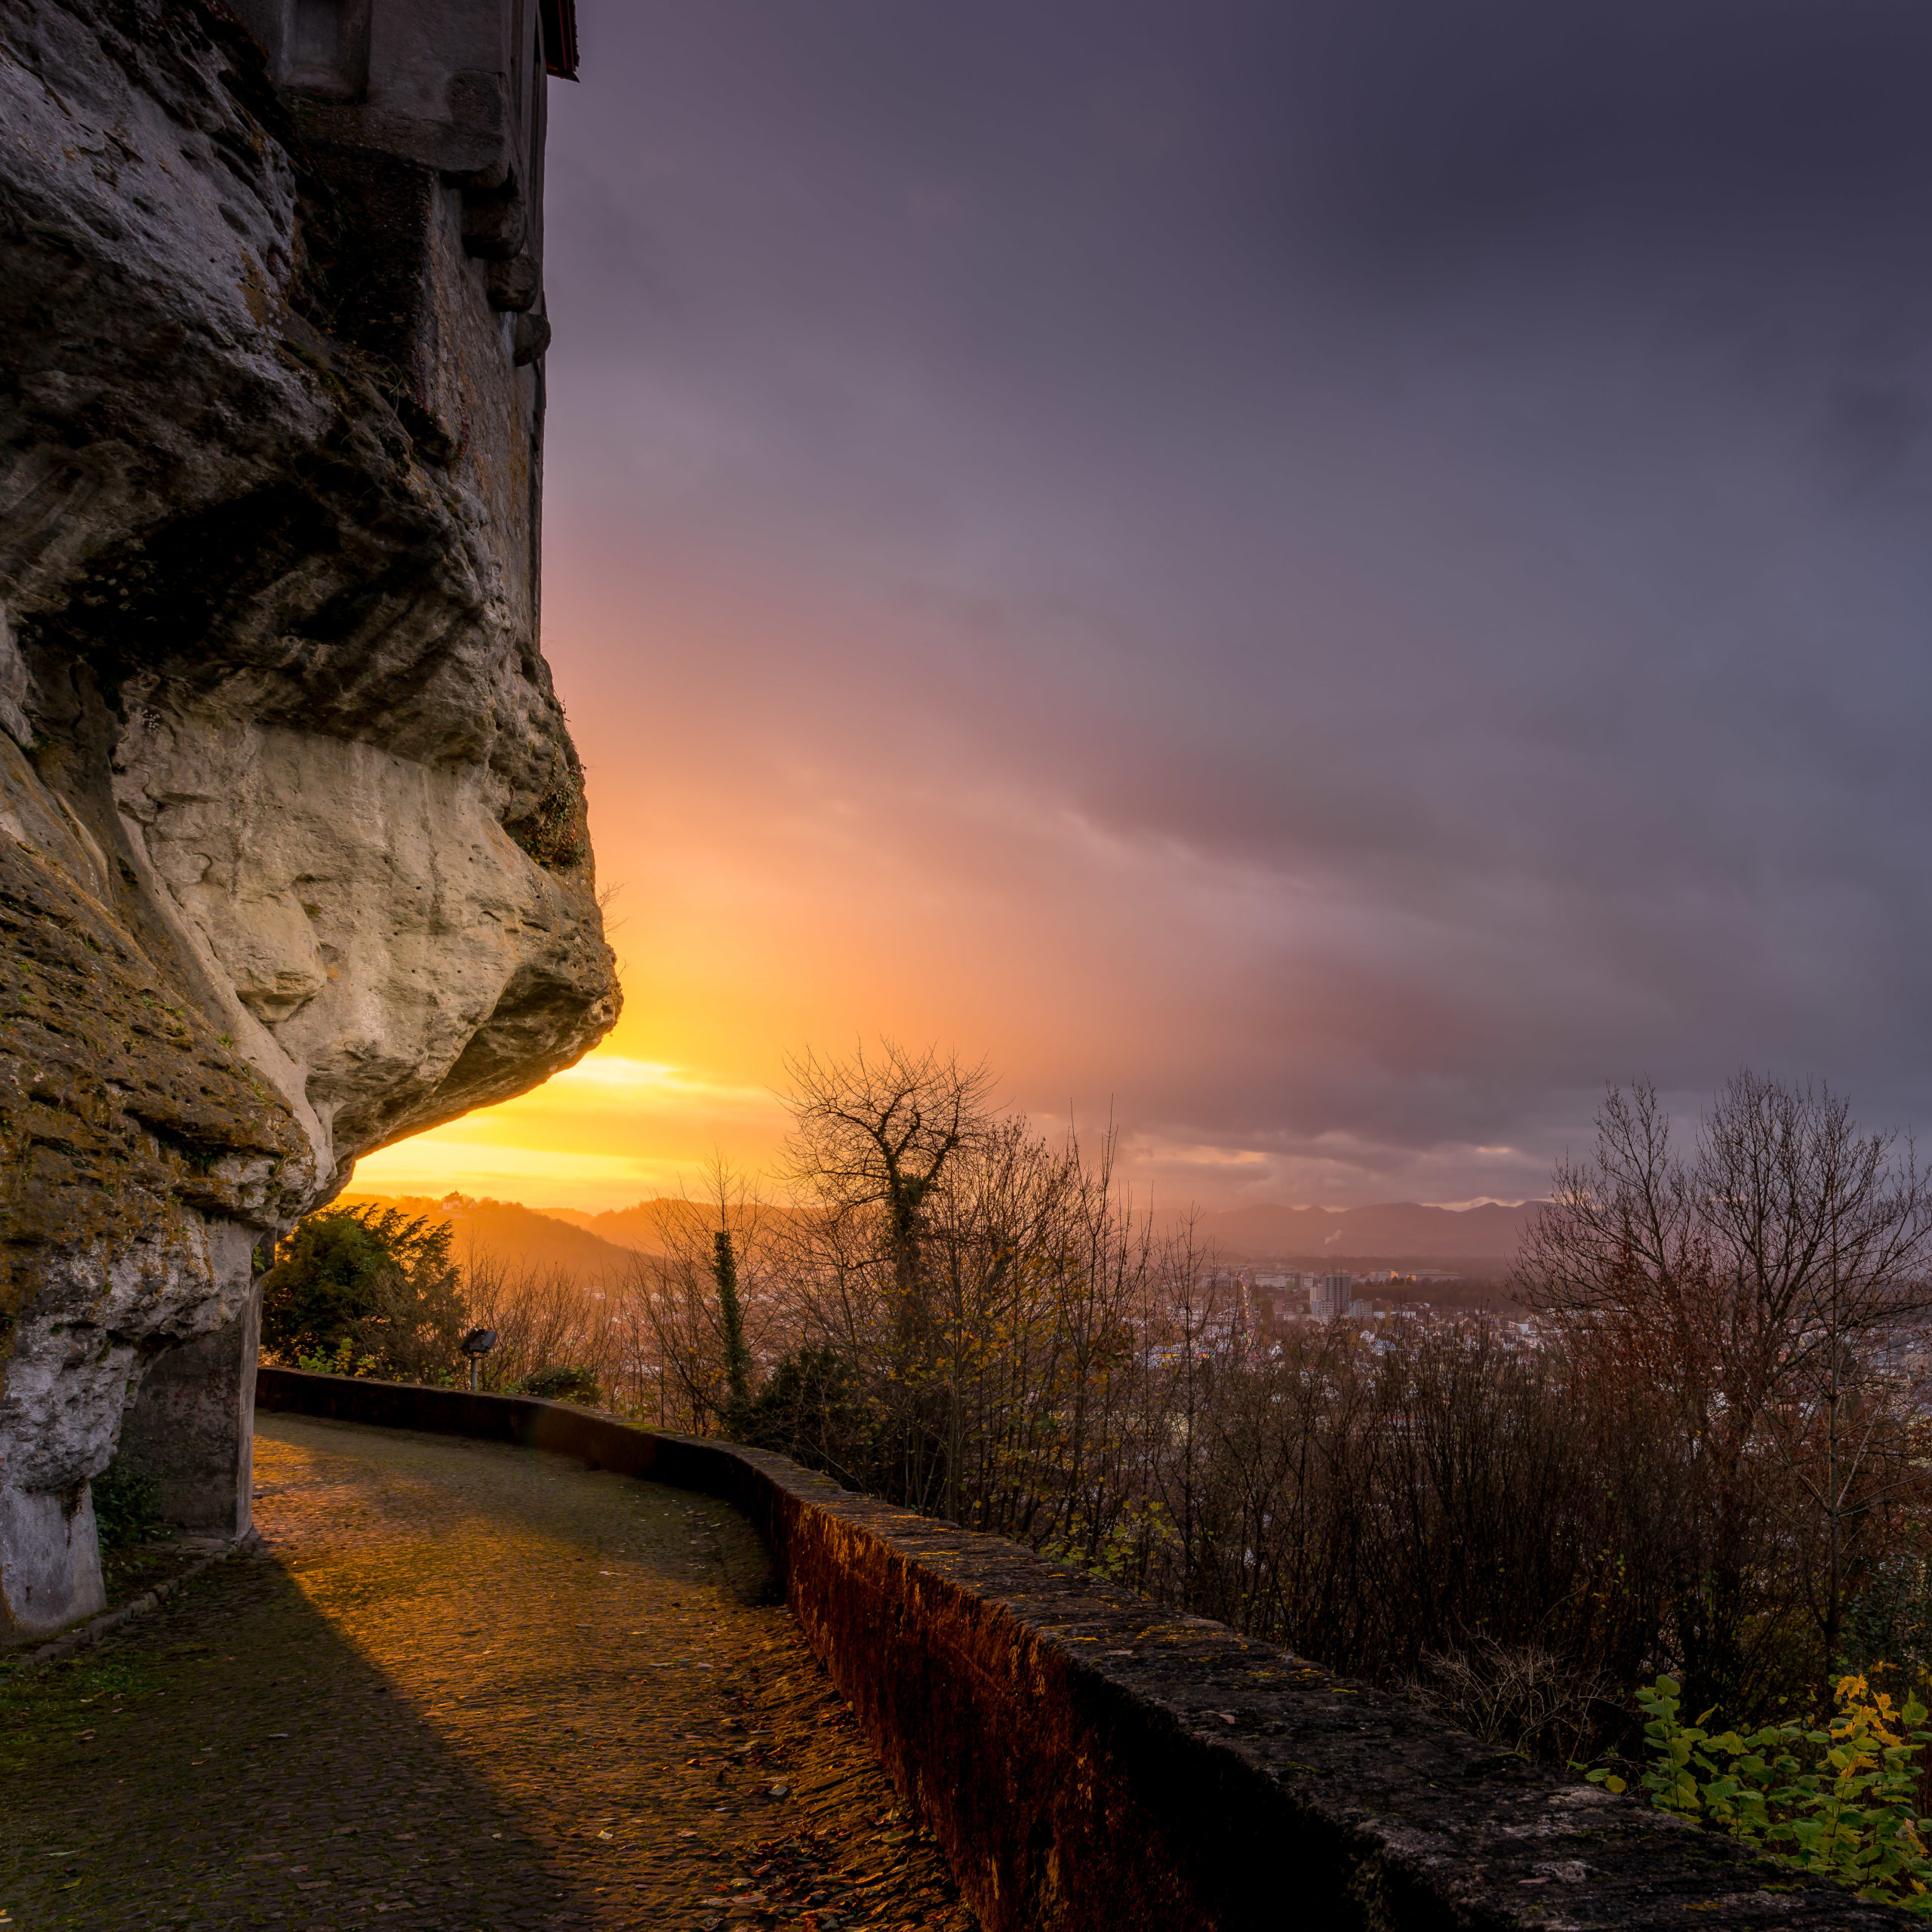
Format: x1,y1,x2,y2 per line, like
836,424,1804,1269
0,1416,977,1932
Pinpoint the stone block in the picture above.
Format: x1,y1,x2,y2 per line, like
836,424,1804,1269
0,1483,103,1644
118,1285,262,1540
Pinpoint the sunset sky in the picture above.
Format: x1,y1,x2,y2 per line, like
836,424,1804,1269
356,0,1932,1214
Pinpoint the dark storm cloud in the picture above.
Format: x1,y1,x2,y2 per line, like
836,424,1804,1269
1277,3,1932,255
542,1,1932,1201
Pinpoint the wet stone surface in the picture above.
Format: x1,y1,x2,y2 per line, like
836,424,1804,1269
0,1416,977,1931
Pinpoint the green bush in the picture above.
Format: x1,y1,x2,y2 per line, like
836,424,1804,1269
511,1364,602,1404
728,1346,877,1490
263,1213,392,1360
91,1462,163,1552
294,1337,380,1379
262,1206,465,1382
1590,1673,1932,1913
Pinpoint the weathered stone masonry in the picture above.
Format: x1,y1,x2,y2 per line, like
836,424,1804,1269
261,1370,1917,1932
0,0,617,1640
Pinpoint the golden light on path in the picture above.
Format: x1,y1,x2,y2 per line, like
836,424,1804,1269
243,1416,972,1923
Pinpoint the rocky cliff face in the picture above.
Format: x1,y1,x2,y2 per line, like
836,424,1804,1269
0,0,618,1638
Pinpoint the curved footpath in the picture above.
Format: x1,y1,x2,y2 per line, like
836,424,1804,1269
0,1416,976,1932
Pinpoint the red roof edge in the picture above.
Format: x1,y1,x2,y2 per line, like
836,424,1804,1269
540,0,580,80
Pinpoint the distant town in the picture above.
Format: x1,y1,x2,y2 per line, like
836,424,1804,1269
1174,1264,1541,1360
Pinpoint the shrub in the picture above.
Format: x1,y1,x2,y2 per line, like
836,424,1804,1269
294,1337,380,1379
728,1346,878,1490
263,1206,466,1382
507,761,587,870
1408,1639,1606,1764
511,1364,603,1404
1590,1673,1932,1913
91,1461,163,1552
263,1213,393,1361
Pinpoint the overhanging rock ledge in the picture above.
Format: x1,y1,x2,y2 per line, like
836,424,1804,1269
0,0,616,1641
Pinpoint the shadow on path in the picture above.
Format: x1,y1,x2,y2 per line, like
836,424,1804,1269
0,1415,974,1932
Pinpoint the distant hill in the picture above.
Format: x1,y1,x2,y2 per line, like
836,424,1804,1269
551,1200,814,1254
338,1194,645,1282
546,1201,681,1251
1186,1200,1543,1265
335,1192,1543,1278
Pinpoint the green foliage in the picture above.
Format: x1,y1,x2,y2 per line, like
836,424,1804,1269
262,1212,392,1359
1590,1673,1932,1913
294,1337,380,1379
509,757,587,870
91,1461,163,1552
263,1206,466,1383
1846,1561,1932,1681
728,1346,877,1489
511,1364,603,1404
712,1230,751,1404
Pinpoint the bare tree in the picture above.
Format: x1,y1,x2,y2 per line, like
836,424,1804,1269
633,1156,780,1433
777,1042,996,1504
462,1255,626,1404
1517,1072,1932,1706
782,1043,993,1303
616,1049,1932,1752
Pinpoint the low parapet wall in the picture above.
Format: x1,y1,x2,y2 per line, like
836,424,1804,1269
256,1367,1903,1930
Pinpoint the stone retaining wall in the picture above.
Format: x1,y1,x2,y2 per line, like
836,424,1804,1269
256,1367,1905,1930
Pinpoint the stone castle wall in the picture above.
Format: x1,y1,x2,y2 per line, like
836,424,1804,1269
0,0,616,1639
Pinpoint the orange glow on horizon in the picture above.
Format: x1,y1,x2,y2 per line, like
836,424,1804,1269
352,1048,794,1211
